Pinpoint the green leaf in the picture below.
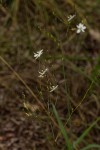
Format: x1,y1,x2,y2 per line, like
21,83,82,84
52,105,73,150
74,117,100,147
81,144,100,150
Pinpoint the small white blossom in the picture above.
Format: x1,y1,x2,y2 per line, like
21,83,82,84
68,14,76,22
38,68,48,78
50,85,58,92
34,49,43,59
76,23,86,34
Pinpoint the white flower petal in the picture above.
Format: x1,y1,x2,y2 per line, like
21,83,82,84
50,85,58,92
68,14,76,22
38,68,48,78
76,23,86,34
77,29,81,33
34,49,43,59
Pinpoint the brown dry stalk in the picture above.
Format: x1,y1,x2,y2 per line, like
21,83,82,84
0,55,58,129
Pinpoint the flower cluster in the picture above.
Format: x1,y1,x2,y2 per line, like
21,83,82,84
34,49,58,92
68,14,86,34
33,16,87,94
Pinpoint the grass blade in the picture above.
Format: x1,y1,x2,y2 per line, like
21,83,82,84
74,117,100,147
52,105,73,150
81,144,100,150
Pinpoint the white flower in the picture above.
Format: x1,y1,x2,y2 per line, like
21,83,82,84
34,49,43,59
68,14,76,22
50,85,58,92
38,68,48,78
76,23,86,34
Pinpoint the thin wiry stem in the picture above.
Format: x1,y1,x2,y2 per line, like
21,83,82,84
0,55,58,129
55,80,94,142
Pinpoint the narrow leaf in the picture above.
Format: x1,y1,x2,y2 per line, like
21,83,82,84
74,117,100,147
81,144,100,150
52,105,73,150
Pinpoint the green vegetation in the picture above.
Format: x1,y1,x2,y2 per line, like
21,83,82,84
0,0,100,149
